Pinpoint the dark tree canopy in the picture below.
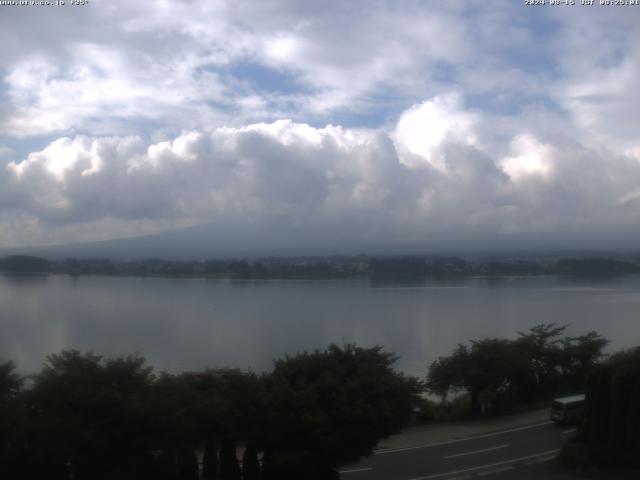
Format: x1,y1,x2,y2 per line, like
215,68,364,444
0,344,417,480
0,361,24,478
261,344,417,478
0,360,22,401
427,324,608,416
580,347,640,467
427,339,522,415
26,351,157,480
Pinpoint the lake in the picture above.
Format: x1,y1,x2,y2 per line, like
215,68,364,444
1,274,640,376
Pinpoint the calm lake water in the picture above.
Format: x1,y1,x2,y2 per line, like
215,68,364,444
2,274,640,376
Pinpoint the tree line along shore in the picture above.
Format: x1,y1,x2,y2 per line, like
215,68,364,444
2,254,640,278
1,324,638,479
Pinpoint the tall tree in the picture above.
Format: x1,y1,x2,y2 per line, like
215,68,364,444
242,443,261,480
26,350,156,479
581,347,640,467
261,344,416,479
201,438,219,480
219,436,241,480
515,323,567,395
560,331,609,389
427,324,608,415
0,361,25,480
0,360,22,401
427,339,521,415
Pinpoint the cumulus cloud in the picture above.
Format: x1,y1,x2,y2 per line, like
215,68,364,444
394,94,478,170
2,96,640,250
0,2,639,251
4,120,413,230
501,135,554,182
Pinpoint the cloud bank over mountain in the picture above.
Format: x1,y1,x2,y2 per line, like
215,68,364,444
1,1,639,252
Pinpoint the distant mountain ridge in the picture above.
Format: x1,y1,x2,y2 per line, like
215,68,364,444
1,221,635,262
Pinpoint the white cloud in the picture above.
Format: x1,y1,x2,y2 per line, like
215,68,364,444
501,134,554,182
0,1,475,135
394,94,478,170
561,52,640,153
2,97,640,250
547,8,640,155
0,2,639,251
2,46,229,137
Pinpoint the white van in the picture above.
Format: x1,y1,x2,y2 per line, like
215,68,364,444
550,394,585,425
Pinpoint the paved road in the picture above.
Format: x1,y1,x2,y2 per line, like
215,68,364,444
340,421,575,480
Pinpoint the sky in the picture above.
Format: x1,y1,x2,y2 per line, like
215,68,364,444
0,0,639,254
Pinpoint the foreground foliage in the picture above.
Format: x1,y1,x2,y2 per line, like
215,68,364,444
0,344,416,480
427,324,608,416
579,347,640,467
261,345,416,478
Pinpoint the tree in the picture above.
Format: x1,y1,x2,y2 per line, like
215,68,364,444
177,448,199,480
219,436,241,480
0,361,25,480
26,350,156,480
427,339,522,416
427,345,466,401
201,438,219,480
427,324,607,416
184,368,267,479
514,323,567,395
148,373,202,480
580,347,640,467
0,360,22,401
241,443,260,480
559,331,609,389
261,344,416,479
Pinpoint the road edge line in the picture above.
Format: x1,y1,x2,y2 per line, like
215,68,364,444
443,444,508,460
374,421,553,455
406,448,560,480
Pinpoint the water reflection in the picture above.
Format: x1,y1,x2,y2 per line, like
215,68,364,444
1,274,640,376
1,272,49,286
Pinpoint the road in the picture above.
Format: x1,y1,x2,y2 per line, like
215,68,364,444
339,420,575,480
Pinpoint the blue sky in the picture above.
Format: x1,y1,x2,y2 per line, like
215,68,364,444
0,1,639,252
